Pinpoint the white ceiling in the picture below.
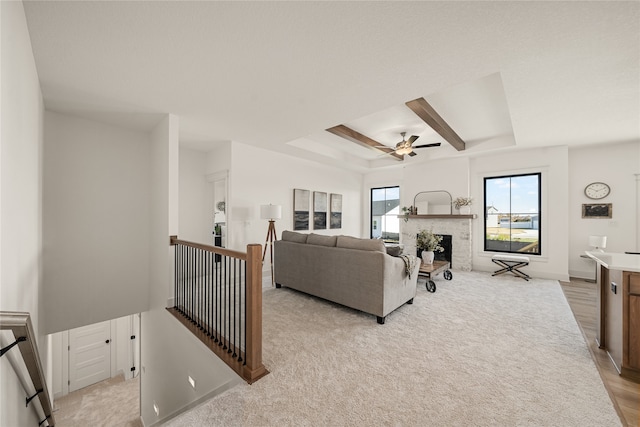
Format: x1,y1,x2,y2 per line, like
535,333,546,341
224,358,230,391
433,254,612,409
22,1,639,172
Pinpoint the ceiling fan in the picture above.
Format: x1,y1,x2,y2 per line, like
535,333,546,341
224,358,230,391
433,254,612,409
389,132,441,157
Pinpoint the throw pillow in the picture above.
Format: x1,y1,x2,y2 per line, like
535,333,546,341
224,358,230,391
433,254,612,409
281,230,308,243
306,233,338,247
385,245,403,257
336,236,386,253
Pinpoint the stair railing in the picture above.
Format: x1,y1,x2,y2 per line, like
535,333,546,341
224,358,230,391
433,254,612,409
0,311,56,426
168,236,268,383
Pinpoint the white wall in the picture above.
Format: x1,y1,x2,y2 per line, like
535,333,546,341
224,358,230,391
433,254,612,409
141,116,241,426
42,112,151,334
568,141,640,279
227,142,363,253
0,2,48,426
179,147,210,243
402,157,470,215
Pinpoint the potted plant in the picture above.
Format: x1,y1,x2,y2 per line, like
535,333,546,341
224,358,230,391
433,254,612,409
401,206,416,222
453,197,472,214
416,228,444,264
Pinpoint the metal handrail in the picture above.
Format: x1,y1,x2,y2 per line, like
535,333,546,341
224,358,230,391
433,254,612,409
0,311,55,426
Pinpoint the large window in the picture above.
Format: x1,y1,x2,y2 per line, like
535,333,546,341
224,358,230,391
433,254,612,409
484,173,541,255
371,186,400,242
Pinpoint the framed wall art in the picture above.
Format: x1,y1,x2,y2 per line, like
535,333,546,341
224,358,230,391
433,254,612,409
582,203,612,219
313,191,327,229
330,193,342,229
293,189,310,230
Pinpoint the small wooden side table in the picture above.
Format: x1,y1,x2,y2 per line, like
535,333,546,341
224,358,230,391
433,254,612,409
418,260,452,293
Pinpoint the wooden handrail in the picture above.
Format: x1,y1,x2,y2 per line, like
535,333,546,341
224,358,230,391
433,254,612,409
169,235,247,260
0,311,56,426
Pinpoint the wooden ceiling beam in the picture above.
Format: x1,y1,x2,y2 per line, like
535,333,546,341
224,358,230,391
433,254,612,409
326,124,403,160
405,97,466,151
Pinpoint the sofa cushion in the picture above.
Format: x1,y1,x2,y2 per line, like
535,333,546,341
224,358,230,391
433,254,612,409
306,233,337,247
385,245,403,257
336,236,386,253
281,230,308,243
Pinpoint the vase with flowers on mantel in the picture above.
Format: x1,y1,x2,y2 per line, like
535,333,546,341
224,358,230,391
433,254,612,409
453,197,472,215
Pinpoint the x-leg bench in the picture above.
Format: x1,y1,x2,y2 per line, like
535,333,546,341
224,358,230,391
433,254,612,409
492,255,530,281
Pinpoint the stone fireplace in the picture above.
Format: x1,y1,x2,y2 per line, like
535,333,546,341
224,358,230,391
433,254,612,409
402,216,473,271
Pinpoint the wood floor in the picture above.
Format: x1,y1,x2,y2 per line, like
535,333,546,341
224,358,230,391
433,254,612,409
560,278,640,427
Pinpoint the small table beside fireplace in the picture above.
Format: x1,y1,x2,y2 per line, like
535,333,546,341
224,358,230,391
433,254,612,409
418,260,452,293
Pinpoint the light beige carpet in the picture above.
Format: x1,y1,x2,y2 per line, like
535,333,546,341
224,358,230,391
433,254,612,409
53,374,141,427
167,271,621,426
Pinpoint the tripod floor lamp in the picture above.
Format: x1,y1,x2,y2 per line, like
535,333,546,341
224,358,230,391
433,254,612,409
261,204,282,285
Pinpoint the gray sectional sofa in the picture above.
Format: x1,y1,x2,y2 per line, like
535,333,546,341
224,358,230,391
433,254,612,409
273,231,419,324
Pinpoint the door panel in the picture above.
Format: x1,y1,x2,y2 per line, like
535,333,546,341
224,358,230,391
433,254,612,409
69,321,111,392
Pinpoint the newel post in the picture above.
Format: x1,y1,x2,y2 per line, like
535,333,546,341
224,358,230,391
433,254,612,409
243,243,268,383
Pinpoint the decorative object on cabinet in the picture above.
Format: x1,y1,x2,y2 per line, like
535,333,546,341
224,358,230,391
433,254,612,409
293,189,310,230
584,182,610,200
582,203,612,219
588,235,607,252
313,191,327,229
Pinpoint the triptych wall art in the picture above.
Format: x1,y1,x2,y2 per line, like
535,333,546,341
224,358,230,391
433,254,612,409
293,189,342,230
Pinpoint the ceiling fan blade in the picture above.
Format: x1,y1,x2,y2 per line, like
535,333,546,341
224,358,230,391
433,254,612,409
408,151,418,157
413,143,442,149
406,97,466,151
407,135,419,145
326,124,403,160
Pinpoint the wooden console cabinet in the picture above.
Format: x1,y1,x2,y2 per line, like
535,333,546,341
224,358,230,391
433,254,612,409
588,252,640,383
624,272,640,379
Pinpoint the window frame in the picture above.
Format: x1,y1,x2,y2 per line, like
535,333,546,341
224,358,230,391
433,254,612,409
370,185,400,243
483,172,542,255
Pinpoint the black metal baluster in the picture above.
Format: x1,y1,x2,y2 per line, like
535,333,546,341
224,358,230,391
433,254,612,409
191,246,196,324
219,255,224,347
222,255,227,350
231,258,237,357
243,260,247,365
238,259,244,363
182,244,186,316
199,248,203,329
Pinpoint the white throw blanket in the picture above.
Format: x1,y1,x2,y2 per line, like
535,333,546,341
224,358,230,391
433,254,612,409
399,254,418,278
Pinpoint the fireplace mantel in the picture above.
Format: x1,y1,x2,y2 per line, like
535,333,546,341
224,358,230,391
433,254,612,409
404,214,476,220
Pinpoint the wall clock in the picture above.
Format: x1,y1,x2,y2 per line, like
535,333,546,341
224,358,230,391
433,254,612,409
584,182,610,200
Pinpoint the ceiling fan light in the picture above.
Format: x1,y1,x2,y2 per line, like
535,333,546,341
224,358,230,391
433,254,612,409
396,146,412,155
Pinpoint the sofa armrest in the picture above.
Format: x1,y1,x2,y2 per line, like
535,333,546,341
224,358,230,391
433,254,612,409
382,255,419,316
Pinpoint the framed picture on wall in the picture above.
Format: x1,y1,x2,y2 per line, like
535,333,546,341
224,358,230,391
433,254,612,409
582,203,612,219
330,193,342,229
293,189,310,230
313,191,327,229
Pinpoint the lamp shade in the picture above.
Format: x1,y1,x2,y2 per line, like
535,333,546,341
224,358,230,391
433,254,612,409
588,235,607,250
260,204,282,220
